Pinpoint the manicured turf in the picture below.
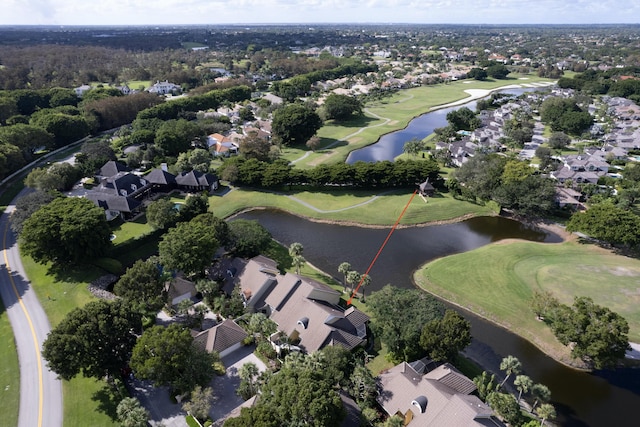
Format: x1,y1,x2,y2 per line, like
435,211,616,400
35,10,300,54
414,240,640,364
21,256,116,426
283,75,555,169
0,302,19,427
210,188,496,226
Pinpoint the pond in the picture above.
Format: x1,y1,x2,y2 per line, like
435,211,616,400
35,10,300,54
346,87,539,164
235,209,640,427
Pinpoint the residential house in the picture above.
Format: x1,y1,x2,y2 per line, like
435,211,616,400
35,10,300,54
175,170,219,192
98,160,130,178
74,84,92,98
85,192,141,221
145,168,177,192
555,187,584,210
208,133,239,156
377,361,505,426
235,256,369,354
147,80,181,95
96,172,152,199
166,277,198,306
193,319,248,358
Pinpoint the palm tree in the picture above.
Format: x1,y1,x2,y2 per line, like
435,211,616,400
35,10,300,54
498,355,522,389
346,270,361,295
288,242,304,257
359,274,371,302
292,255,306,275
116,397,149,427
530,383,551,412
537,403,556,426
239,362,260,396
514,374,533,404
338,262,351,293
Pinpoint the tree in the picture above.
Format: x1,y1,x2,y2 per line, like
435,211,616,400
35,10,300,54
566,200,640,247
359,273,372,302
76,140,116,175
0,123,53,160
255,354,346,426
514,374,533,403
42,299,142,380
487,392,522,425
498,355,522,388
30,112,90,148
177,192,210,223
346,270,361,294
183,386,214,423
237,362,261,400
338,262,351,293
548,132,571,149
473,371,497,401
155,119,205,156
159,221,219,277
191,212,232,248
446,107,481,131
348,365,377,407
116,397,149,427
321,93,363,121
291,255,306,275
419,309,471,362
367,285,444,362
530,383,551,412
20,197,111,266
271,104,323,146
113,259,164,310
9,190,57,233
228,219,272,258
240,131,271,161
146,197,179,230
25,162,82,191
486,63,510,79
130,324,216,393
467,67,488,80
551,296,630,369
289,243,306,274
537,403,556,426
403,137,426,157
306,135,321,151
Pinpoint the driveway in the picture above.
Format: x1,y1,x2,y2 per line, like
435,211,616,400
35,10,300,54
132,344,266,427
209,345,267,424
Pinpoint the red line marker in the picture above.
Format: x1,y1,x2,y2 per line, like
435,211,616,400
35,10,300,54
347,189,418,305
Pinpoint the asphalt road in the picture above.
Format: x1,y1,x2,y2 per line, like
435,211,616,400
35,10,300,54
0,195,62,427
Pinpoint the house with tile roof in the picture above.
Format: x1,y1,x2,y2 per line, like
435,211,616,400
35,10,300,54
377,361,505,426
235,256,369,354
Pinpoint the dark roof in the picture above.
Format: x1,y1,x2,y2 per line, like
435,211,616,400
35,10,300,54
86,192,141,213
99,161,130,178
146,168,177,186
193,319,248,354
176,170,218,187
98,172,150,197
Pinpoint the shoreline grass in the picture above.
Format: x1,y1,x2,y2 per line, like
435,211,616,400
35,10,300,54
414,239,640,367
211,187,497,226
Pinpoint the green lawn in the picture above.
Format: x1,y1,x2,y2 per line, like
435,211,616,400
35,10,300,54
21,256,116,427
282,75,556,169
0,302,19,427
414,240,640,365
210,187,496,226
110,215,154,245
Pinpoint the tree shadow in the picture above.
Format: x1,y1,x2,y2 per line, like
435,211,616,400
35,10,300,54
92,381,125,421
328,115,378,129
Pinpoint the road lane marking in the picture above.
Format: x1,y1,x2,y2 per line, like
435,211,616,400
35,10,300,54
2,218,44,427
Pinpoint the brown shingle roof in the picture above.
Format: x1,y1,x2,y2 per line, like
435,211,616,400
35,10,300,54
193,319,248,354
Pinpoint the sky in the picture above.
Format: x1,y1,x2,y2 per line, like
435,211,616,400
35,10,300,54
2,0,639,26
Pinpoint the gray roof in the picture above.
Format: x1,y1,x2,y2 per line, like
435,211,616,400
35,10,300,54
146,168,177,185
193,319,248,354
86,192,140,213
176,170,218,188
99,160,130,178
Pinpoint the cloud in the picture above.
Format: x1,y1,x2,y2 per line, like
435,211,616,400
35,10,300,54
0,0,638,25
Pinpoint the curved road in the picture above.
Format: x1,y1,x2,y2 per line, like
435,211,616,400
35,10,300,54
0,192,62,427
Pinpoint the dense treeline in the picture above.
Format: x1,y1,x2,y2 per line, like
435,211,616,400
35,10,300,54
557,66,640,102
218,157,441,189
136,86,252,121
